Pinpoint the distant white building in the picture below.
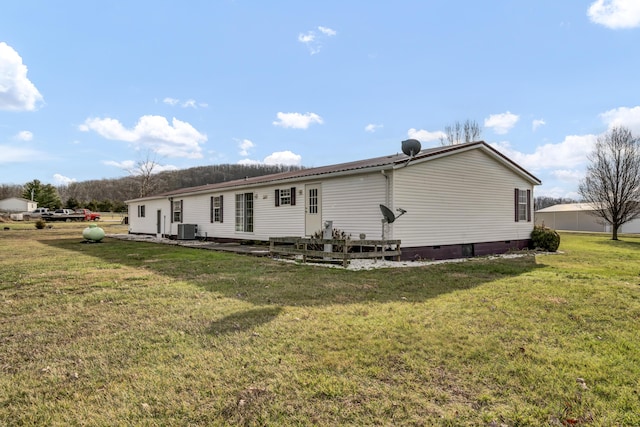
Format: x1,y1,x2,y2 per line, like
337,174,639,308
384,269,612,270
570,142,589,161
0,197,37,213
535,203,640,234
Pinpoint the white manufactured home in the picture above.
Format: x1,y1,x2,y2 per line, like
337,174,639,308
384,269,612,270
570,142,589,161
535,203,640,234
126,141,541,260
0,197,37,213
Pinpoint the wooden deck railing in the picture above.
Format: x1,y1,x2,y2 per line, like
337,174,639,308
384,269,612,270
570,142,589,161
269,237,401,267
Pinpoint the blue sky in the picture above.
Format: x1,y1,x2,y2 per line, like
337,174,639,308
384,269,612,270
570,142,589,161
1,0,640,199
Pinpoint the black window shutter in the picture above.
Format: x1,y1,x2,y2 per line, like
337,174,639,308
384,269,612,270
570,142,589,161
275,189,280,207
170,200,174,223
291,187,296,206
180,200,183,223
220,195,224,223
514,188,519,222
526,189,531,222
210,197,214,223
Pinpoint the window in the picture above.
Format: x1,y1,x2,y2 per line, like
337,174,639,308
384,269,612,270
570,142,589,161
172,200,182,223
235,193,253,232
210,195,223,223
137,205,146,218
514,189,531,222
308,188,318,214
275,187,296,207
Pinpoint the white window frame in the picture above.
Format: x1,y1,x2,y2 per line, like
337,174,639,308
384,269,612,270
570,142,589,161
172,200,182,223
279,188,291,206
235,193,253,232
212,196,222,223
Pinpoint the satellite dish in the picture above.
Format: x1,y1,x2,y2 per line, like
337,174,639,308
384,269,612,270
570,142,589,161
401,139,422,157
380,204,396,224
380,204,408,239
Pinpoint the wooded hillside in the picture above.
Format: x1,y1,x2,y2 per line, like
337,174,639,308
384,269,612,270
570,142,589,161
0,164,303,212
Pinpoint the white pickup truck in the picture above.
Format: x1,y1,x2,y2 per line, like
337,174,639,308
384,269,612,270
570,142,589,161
27,208,51,218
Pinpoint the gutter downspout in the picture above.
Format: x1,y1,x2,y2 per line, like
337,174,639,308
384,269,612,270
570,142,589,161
381,169,390,207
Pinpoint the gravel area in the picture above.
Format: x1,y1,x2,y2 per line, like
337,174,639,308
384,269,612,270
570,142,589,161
279,252,544,270
108,233,553,270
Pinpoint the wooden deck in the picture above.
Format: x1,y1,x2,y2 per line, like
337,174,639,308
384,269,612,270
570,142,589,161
269,237,401,267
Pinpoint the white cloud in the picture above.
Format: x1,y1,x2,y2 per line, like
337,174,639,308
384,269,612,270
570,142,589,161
365,123,383,133
104,160,136,170
181,99,197,108
407,128,446,142
490,134,597,172
238,139,255,156
532,119,546,131
484,111,519,134
16,130,33,141
536,186,581,200
588,0,640,29
599,106,640,134
273,112,323,129
265,151,302,165
239,150,302,166
298,26,336,54
163,97,207,108
80,115,207,159
0,42,43,112
298,32,315,44
0,144,41,163
550,169,585,183
318,26,337,36
142,163,178,173
53,174,76,185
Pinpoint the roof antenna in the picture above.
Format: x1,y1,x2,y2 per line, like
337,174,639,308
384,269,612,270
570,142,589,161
401,138,421,167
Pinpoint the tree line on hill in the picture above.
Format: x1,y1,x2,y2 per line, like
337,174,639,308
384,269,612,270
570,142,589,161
0,164,303,212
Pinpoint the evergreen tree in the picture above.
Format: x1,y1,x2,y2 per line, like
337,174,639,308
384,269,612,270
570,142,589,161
22,180,62,209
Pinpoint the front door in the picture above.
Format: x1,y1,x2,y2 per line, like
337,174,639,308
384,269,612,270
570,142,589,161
305,184,322,236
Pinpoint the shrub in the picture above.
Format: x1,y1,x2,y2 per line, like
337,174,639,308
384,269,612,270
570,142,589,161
310,228,352,253
35,219,46,229
531,226,560,252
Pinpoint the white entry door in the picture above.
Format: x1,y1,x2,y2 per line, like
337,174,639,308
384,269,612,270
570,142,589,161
305,184,322,236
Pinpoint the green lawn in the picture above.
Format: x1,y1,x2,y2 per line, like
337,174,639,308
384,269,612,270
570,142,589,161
1,224,639,426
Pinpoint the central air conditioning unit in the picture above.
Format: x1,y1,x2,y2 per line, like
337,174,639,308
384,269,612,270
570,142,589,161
177,224,197,240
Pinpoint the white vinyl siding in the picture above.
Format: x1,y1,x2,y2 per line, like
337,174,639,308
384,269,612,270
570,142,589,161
320,173,388,239
125,145,539,247
127,199,168,235
392,149,535,247
0,197,38,212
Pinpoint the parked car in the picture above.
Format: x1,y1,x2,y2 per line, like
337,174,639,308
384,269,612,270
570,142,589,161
74,209,101,221
42,208,101,222
26,208,50,218
52,209,75,216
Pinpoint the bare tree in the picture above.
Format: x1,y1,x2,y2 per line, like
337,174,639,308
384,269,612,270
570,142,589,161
441,119,482,145
122,151,162,198
0,184,23,200
463,119,482,143
534,196,577,211
578,127,640,240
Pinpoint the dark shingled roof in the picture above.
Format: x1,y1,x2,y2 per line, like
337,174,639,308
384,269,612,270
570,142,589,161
130,141,540,201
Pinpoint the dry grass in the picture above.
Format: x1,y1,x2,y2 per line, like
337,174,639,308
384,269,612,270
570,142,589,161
1,226,639,426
